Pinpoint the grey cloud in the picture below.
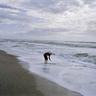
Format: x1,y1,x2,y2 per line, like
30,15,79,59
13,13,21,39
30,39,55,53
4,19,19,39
0,3,25,12
3,0,94,14
21,0,80,13
0,23,25,32
0,3,28,23
83,0,96,4
28,28,69,34
0,5,43,24
21,0,96,13
14,28,69,38
87,21,96,32
0,10,27,24
0,3,17,9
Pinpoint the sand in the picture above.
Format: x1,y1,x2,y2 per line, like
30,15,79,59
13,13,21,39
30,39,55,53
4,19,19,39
0,50,83,96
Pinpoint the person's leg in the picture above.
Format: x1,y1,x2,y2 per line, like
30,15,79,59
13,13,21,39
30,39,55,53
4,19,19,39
44,60,47,64
44,55,48,64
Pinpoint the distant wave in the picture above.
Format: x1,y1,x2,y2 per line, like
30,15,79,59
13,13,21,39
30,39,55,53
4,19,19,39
0,39,96,49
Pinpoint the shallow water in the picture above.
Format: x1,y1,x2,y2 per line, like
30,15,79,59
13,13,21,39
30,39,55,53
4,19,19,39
0,39,96,96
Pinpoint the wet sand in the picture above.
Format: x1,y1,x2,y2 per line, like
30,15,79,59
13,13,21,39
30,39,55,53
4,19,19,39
0,50,83,96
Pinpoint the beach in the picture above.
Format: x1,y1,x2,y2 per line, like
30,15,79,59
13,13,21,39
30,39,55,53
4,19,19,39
0,50,83,96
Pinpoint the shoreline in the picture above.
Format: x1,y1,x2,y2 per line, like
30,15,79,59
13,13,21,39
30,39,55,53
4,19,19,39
0,50,83,96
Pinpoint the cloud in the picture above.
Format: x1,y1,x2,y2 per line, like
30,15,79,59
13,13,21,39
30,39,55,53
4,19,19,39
19,0,80,13
26,3,96,32
0,0,96,41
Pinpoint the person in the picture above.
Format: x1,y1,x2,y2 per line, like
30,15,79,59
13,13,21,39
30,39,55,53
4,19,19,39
43,52,54,64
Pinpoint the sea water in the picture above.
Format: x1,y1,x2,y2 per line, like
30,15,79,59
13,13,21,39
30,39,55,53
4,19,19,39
0,39,96,96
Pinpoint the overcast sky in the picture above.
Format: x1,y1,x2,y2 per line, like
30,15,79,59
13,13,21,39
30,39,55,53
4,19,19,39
0,0,96,41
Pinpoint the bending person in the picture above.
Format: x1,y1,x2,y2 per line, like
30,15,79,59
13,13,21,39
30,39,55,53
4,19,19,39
43,52,54,64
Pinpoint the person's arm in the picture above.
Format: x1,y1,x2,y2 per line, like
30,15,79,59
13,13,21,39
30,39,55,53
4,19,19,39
49,55,51,61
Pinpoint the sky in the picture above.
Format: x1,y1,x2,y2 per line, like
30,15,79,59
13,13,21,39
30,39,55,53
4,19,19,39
0,0,96,41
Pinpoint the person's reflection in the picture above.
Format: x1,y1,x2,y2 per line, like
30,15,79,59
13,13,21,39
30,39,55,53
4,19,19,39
42,64,49,73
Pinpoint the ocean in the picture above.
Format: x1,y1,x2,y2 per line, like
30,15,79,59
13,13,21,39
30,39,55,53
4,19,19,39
0,39,96,96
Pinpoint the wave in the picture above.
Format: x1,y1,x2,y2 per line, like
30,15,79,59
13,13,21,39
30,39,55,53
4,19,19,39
73,53,96,64
0,39,96,49
0,39,96,65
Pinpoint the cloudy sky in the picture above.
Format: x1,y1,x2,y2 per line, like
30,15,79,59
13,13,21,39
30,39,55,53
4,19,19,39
0,0,96,41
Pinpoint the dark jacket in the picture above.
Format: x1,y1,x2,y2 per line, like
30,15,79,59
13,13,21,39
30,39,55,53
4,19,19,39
43,52,52,61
